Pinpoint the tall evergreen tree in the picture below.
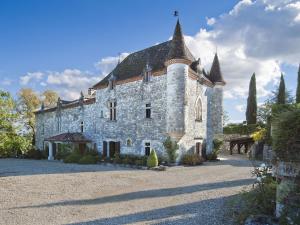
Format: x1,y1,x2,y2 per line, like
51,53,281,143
246,73,257,124
277,73,286,104
296,64,300,103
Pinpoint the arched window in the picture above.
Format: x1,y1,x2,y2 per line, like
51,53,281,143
195,97,202,122
126,139,132,147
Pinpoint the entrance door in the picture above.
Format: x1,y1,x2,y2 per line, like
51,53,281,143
79,143,85,154
196,142,202,156
109,141,120,158
103,141,107,157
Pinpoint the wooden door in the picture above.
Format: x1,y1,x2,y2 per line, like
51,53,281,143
196,142,202,155
103,141,107,157
109,142,115,158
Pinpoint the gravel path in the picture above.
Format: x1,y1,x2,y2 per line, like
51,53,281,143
0,154,255,225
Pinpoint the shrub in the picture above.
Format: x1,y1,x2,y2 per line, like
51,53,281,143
163,136,178,163
272,105,300,162
78,155,98,164
147,149,158,168
228,165,276,224
134,159,144,166
64,152,81,163
206,138,223,161
25,149,44,160
181,153,203,166
56,144,72,160
85,149,99,157
113,153,122,164
251,127,267,142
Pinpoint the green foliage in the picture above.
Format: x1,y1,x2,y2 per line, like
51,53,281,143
64,152,82,163
277,73,286,104
56,144,72,160
246,73,257,124
163,136,179,163
272,105,300,162
228,166,277,224
78,155,98,164
147,149,158,168
223,123,261,135
206,138,223,160
181,153,203,166
25,149,45,160
297,64,300,104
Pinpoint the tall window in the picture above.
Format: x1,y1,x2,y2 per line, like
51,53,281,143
80,121,84,133
109,101,117,121
109,79,115,90
143,63,152,82
145,142,151,156
195,98,202,121
146,103,151,119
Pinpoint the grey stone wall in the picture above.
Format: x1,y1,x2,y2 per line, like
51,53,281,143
35,65,223,159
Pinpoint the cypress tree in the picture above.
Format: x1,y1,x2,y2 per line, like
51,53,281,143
277,73,286,104
296,64,300,103
246,73,257,124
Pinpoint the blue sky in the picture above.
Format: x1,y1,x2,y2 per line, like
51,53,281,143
0,0,299,123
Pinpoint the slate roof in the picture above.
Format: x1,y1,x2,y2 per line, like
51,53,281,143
45,132,91,143
208,53,226,85
93,20,195,89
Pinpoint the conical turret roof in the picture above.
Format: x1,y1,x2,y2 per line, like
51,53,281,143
167,19,194,62
209,53,225,85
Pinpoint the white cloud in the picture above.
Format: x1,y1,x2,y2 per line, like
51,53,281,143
1,78,12,86
94,53,129,76
206,17,216,26
20,72,43,85
235,104,246,113
185,0,300,99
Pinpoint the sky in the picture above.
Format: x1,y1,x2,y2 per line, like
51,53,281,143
0,0,299,123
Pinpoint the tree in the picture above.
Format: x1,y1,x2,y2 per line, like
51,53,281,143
246,73,257,124
0,90,16,133
277,73,286,104
17,88,40,145
147,149,158,168
296,64,300,103
163,136,179,163
42,90,58,108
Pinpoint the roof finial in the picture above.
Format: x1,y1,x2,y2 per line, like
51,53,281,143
173,10,179,18
118,52,121,64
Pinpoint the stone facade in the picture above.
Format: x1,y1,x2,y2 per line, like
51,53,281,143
35,20,225,159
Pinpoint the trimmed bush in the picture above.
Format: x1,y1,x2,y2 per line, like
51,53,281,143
147,149,158,168
78,155,98,164
163,136,179,163
25,149,44,160
56,144,72,160
181,153,203,166
64,152,81,163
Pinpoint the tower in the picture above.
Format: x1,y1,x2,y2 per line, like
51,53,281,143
165,20,193,140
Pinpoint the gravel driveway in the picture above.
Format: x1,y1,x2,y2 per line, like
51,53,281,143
0,154,255,225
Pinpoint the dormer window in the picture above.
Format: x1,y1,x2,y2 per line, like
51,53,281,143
143,63,152,83
108,73,116,90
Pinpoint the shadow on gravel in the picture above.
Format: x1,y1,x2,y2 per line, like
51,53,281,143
66,195,238,225
14,178,253,210
0,159,133,177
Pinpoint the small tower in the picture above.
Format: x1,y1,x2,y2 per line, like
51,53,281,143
209,53,226,135
165,19,193,140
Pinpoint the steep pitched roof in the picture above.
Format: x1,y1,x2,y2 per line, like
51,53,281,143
166,19,194,61
209,53,226,85
93,20,195,89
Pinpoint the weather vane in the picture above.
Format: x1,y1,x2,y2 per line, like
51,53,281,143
173,10,179,17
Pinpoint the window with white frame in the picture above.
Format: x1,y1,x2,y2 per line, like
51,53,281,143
146,103,151,119
195,97,202,121
145,142,151,156
80,121,84,133
109,101,117,121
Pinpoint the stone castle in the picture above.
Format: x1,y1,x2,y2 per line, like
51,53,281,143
35,20,225,160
